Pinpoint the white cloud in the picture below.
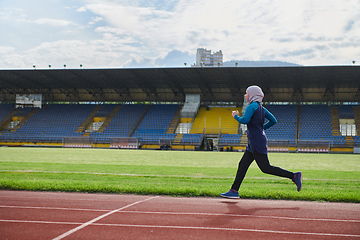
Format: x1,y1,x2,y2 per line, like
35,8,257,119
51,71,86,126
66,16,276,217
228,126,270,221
89,16,103,25
76,6,87,12
32,18,77,27
0,7,26,22
0,0,360,69
0,46,15,55
78,0,360,66
95,26,126,35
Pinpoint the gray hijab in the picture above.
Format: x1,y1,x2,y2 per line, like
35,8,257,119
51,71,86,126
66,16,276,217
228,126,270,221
246,85,264,103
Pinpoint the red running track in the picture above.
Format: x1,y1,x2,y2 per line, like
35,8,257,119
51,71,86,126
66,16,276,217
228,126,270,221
0,190,359,240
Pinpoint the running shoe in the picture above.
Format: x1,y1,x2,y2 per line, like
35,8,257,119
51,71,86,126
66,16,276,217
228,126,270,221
220,189,239,199
292,172,302,191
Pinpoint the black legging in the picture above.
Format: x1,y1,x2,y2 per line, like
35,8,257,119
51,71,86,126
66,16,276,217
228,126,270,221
231,150,294,191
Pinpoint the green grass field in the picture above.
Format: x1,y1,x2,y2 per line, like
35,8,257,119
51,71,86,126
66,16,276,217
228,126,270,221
0,147,359,202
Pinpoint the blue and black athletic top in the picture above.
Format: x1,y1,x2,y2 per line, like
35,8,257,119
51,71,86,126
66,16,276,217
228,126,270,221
234,102,277,154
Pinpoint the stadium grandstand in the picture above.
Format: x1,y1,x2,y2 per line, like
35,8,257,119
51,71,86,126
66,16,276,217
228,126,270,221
0,66,359,153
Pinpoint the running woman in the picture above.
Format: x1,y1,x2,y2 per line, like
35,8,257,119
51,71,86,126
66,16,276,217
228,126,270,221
220,85,302,199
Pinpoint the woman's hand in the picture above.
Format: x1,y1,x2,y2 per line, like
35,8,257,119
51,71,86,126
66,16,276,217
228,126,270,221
232,110,239,118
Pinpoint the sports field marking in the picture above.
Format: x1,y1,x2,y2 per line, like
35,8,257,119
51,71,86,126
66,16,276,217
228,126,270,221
0,219,80,225
119,210,360,223
0,194,133,203
51,196,158,240
2,169,358,181
91,223,360,238
0,170,232,179
1,205,359,223
1,219,359,238
0,205,110,212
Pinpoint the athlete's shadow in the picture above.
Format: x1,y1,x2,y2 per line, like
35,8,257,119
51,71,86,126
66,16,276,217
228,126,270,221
202,200,300,227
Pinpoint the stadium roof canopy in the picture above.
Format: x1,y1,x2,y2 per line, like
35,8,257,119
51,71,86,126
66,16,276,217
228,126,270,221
0,66,359,103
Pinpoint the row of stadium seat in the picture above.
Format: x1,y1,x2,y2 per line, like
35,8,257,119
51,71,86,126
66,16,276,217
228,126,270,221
265,105,297,140
133,104,179,142
99,104,147,138
0,104,359,146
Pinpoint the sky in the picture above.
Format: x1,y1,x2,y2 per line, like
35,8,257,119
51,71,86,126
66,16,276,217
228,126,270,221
0,0,359,69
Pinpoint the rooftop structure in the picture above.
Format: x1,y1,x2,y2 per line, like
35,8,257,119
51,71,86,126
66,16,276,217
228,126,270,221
195,48,223,67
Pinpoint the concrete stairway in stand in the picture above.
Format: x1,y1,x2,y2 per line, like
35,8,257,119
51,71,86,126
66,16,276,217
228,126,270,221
166,108,181,134
11,108,39,132
97,105,122,133
330,106,340,136
76,105,103,133
0,108,19,130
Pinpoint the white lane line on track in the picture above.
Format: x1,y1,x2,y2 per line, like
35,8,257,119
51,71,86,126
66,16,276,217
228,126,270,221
1,219,359,238
0,205,109,212
0,219,80,225
119,210,360,223
51,196,158,240
93,223,360,238
1,205,359,223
